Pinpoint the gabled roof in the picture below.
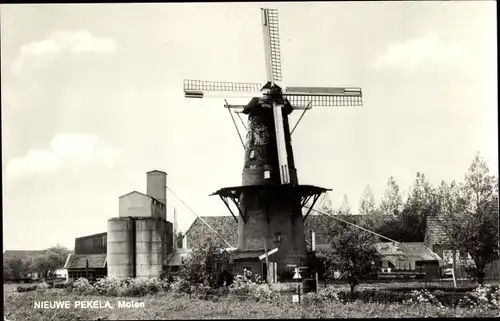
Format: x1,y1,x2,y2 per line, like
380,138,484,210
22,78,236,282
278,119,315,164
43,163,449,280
185,216,238,247
118,190,165,207
64,254,107,269
147,170,167,175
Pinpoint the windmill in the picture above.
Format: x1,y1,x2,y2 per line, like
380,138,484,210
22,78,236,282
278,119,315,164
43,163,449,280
183,8,363,280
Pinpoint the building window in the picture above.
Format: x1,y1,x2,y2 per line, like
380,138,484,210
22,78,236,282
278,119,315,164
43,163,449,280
249,150,255,159
264,170,271,179
274,233,281,243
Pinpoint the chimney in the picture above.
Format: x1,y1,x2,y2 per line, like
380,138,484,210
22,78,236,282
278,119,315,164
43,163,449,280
311,231,316,252
146,170,167,207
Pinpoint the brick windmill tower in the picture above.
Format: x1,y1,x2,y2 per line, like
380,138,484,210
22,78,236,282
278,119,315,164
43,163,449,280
184,8,363,280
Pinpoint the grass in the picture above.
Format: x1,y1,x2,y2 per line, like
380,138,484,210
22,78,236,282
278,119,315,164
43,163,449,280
4,283,498,320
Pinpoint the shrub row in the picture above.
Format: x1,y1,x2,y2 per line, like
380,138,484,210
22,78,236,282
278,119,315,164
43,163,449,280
42,275,500,310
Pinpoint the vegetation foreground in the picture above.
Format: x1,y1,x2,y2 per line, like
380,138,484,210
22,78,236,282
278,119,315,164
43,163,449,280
4,281,499,320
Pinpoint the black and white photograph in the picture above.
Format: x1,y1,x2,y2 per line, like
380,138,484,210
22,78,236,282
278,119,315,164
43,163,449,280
2,1,498,319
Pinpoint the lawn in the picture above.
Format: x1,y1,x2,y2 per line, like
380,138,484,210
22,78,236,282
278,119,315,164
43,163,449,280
3,283,498,320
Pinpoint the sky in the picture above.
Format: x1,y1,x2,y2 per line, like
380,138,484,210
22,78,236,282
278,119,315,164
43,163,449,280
1,1,497,250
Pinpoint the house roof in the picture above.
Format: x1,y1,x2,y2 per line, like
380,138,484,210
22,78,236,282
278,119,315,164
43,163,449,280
3,250,44,261
147,170,167,175
64,254,107,269
185,215,238,247
118,190,165,207
375,242,446,266
230,249,266,262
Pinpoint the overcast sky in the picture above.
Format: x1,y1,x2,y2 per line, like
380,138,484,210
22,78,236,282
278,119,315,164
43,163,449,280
2,2,497,250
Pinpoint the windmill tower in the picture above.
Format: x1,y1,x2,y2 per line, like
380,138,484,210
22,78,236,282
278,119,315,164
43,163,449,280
183,8,363,280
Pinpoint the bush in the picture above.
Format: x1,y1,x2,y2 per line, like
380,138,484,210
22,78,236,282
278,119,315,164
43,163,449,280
171,278,191,294
458,284,500,310
36,282,50,292
270,282,297,293
16,285,38,293
404,289,445,308
69,277,171,297
71,278,95,294
318,286,342,302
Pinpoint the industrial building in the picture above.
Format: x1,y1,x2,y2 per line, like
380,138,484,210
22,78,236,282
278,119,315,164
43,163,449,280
65,170,174,280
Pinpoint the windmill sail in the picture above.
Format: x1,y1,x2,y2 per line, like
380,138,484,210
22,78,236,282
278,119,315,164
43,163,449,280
261,8,282,84
284,86,363,107
184,80,263,98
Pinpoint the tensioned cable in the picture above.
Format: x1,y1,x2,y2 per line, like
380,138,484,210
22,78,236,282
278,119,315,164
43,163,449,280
166,186,234,248
304,205,400,244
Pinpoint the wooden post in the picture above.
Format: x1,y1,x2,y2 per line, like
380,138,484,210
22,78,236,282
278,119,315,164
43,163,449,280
85,259,89,280
451,249,457,288
264,238,270,283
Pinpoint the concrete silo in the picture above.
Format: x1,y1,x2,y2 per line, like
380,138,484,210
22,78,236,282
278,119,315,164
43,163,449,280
107,217,135,278
107,170,173,279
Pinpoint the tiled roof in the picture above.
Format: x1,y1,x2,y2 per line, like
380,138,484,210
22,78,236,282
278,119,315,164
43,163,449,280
375,242,445,265
317,241,445,266
64,254,106,269
185,216,238,249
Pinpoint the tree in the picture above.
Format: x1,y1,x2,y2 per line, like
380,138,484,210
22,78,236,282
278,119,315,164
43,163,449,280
178,238,232,287
398,172,440,242
379,176,403,216
436,153,499,284
3,257,30,280
29,245,71,279
359,185,378,215
320,218,381,297
338,194,352,215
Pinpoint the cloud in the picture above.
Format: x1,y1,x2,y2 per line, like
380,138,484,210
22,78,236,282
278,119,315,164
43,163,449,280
5,133,120,180
11,30,117,74
371,33,465,70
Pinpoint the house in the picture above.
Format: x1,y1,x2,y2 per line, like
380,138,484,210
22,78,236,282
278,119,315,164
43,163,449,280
424,196,499,279
374,242,445,278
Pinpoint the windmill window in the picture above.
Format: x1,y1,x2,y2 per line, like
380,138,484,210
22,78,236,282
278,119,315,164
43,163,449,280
249,150,255,159
264,170,271,179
